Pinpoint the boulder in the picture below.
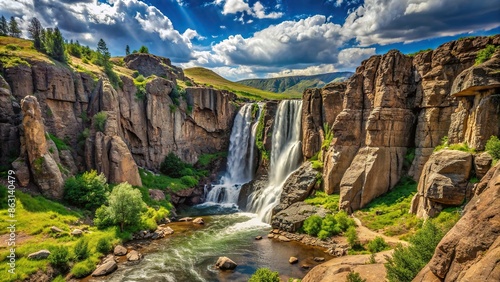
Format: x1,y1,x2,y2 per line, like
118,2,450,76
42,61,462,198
272,202,328,232
27,250,50,260
415,162,500,281
91,260,118,277
192,217,205,225
149,189,166,201
255,236,263,240
114,245,128,256
71,229,83,236
126,250,142,262
272,161,318,215
278,236,291,242
289,257,299,264
474,152,493,179
410,150,473,218
11,158,30,187
50,226,63,233
215,256,237,270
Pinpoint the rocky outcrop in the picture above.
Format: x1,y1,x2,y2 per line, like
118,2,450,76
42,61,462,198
414,162,500,281
474,152,493,179
410,150,473,218
124,53,184,81
21,96,64,199
0,75,20,167
271,202,328,232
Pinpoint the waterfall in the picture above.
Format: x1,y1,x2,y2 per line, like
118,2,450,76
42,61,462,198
205,103,262,205
247,100,303,222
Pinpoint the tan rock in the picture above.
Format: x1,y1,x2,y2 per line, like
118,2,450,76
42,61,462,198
148,189,166,201
215,256,237,270
11,157,30,187
192,217,204,225
474,152,493,180
114,245,127,256
91,260,117,277
289,256,298,264
410,150,473,218
126,250,142,262
415,162,500,281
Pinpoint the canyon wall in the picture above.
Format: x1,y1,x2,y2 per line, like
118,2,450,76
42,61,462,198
0,53,237,199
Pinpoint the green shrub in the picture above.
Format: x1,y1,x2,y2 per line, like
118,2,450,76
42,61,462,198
160,152,186,178
6,44,21,51
49,246,69,271
135,84,146,100
318,214,341,240
303,215,322,236
304,191,340,212
346,226,359,248
249,268,280,282
486,135,500,161
346,271,366,282
139,45,149,53
385,221,443,282
476,45,498,64
93,111,107,132
335,211,355,231
63,170,109,211
71,257,98,278
96,237,112,254
106,182,147,231
94,206,114,229
74,238,89,261
196,152,227,169
180,175,198,187
135,74,145,83
255,105,270,160
322,123,334,150
367,236,389,253
47,133,70,151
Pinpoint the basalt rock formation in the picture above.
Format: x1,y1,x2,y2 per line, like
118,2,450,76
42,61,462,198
0,52,237,196
302,35,500,213
414,162,500,282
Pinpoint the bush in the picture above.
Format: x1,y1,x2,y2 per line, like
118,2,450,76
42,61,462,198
107,182,147,231
335,211,355,231
96,237,112,254
385,221,443,282
180,175,198,187
367,236,389,253
49,246,69,271
475,45,498,64
93,111,107,132
71,257,98,278
249,268,280,282
346,271,366,282
63,170,109,211
486,135,500,161
139,45,149,53
160,152,186,178
346,226,359,248
303,215,322,236
318,214,341,240
94,206,113,229
135,74,145,83
74,238,90,261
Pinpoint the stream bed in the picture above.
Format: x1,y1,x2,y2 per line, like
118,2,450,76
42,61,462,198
88,206,332,282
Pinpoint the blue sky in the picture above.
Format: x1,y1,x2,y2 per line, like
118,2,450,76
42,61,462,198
1,0,499,81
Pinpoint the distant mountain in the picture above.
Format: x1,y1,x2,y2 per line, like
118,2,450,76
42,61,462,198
237,72,353,95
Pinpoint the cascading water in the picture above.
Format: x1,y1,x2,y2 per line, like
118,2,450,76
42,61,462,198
204,103,262,205
247,100,303,222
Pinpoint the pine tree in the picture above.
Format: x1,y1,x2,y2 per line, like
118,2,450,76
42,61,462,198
125,45,130,56
0,16,8,36
51,27,66,62
28,17,44,50
96,38,110,67
9,16,22,38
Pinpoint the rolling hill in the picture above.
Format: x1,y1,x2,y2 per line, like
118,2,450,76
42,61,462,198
183,67,303,101
238,72,353,95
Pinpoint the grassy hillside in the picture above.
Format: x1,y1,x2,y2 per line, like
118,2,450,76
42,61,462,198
184,67,302,101
238,72,353,95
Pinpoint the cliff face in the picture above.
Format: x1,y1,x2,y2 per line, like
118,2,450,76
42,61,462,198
303,35,500,212
0,53,237,198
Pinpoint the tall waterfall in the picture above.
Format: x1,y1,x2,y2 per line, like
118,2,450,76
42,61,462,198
205,103,262,205
247,100,303,222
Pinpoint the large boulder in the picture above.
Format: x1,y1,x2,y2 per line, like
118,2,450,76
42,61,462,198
414,162,500,281
91,259,118,277
410,150,473,218
272,161,317,215
215,256,237,270
27,250,51,260
271,202,328,232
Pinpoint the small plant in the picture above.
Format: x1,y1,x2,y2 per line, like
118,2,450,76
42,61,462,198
249,268,280,282
346,226,360,248
346,271,366,282
475,45,499,65
135,84,147,100
367,253,376,264
322,123,334,150
47,133,70,151
303,215,323,236
49,246,69,271
486,135,500,161
74,238,90,261
180,175,198,187
63,170,109,211
367,236,389,253
96,237,112,254
135,74,145,83
93,111,107,132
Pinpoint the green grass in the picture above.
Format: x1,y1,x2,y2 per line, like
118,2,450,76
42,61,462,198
0,187,129,281
434,136,475,153
139,168,193,192
407,48,433,57
355,177,422,237
475,44,499,65
255,105,269,160
184,67,301,101
196,152,227,169
46,133,70,151
304,191,340,212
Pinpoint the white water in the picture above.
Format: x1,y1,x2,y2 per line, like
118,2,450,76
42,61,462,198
205,103,262,205
247,100,303,222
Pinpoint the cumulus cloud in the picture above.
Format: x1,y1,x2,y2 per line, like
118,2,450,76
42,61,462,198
214,0,283,20
342,0,500,46
268,64,339,78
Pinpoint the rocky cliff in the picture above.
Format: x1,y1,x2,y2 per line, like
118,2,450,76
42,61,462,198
0,52,237,198
302,35,500,212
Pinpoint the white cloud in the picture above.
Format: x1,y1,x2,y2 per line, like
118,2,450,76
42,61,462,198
183,28,206,40
252,1,283,19
269,64,338,78
337,47,376,69
214,0,283,20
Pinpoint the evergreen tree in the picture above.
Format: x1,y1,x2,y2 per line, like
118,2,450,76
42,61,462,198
51,27,66,62
9,16,22,38
96,38,110,67
28,17,43,50
125,44,130,56
43,28,54,55
139,45,149,53
0,16,8,36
